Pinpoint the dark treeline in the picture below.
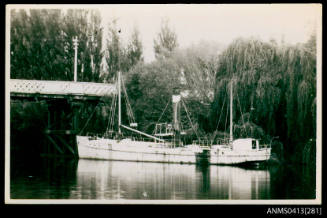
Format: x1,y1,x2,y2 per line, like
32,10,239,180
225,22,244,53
10,9,316,166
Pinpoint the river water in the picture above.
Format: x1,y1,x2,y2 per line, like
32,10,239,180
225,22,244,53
9,156,316,200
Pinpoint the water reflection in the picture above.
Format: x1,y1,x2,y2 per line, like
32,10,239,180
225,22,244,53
74,160,271,199
208,165,270,199
10,158,314,200
10,157,78,199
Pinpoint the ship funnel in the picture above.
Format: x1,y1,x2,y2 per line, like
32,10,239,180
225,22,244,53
172,95,181,131
172,95,181,147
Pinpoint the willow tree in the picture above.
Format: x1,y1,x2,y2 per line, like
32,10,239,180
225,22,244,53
280,35,316,150
212,37,316,161
213,38,282,138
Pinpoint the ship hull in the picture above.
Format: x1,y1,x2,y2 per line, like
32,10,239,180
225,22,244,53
77,136,201,164
209,149,271,165
77,136,271,165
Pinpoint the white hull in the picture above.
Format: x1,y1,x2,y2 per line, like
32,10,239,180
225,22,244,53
209,138,271,164
77,136,271,165
209,146,271,164
78,73,272,165
77,136,202,164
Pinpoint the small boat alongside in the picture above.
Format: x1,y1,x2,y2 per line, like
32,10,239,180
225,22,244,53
208,80,271,165
210,138,271,165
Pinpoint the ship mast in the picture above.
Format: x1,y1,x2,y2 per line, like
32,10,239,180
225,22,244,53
117,28,121,135
230,79,233,144
73,36,78,82
118,70,121,134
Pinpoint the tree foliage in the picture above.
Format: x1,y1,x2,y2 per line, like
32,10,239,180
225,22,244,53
124,41,223,138
173,41,223,104
153,19,178,59
104,19,121,82
125,27,144,69
212,37,316,160
10,9,317,164
125,59,181,133
10,9,103,82
104,19,144,82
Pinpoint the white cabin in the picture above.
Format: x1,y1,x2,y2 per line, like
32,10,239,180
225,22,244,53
232,138,259,151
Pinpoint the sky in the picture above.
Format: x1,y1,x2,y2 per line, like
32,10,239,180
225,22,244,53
97,4,321,63
8,4,321,63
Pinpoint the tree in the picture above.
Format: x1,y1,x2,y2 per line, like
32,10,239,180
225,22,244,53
10,9,105,159
153,19,178,59
173,41,223,104
104,18,123,82
124,40,222,137
83,10,103,82
10,9,103,81
11,9,66,80
125,58,181,133
62,9,103,82
10,9,31,79
212,37,316,162
125,26,144,71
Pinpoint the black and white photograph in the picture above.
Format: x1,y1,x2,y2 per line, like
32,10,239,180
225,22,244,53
5,4,322,205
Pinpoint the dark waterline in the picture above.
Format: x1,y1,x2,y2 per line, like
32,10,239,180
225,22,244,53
10,155,316,200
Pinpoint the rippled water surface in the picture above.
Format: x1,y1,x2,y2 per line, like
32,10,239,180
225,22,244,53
10,157,316,200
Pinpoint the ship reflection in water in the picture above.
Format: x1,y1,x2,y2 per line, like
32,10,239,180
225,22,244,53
10,156,316,200
73,159,270,200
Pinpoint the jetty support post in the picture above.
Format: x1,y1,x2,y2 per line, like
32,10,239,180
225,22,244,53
44,99,80,159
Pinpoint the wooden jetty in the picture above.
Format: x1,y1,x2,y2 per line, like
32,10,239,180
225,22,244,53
9,79,116,159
